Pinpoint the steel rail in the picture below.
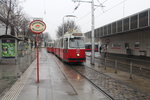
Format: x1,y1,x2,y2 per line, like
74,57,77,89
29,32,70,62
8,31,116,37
72,64,150,100
71,66,114,100
52,53,113,100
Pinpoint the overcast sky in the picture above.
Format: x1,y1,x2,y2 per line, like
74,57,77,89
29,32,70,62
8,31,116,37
20,0,150,39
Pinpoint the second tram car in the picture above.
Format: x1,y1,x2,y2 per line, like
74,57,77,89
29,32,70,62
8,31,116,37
53,31,86,63
85,42,99,52
46,41,54,53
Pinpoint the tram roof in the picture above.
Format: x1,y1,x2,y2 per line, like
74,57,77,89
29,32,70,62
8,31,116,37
63,31,84,38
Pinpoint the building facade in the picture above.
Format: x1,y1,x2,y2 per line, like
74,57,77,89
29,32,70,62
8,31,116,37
85,8,150,57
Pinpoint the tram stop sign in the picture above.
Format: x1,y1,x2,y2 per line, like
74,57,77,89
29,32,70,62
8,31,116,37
29,20,46,34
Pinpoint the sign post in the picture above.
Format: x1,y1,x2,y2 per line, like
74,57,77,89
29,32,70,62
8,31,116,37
29,20,46,83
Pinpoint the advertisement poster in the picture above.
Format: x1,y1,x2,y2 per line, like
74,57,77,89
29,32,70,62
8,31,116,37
2,39,15,58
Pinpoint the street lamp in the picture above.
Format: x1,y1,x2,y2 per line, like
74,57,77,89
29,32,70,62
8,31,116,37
62,15,77,35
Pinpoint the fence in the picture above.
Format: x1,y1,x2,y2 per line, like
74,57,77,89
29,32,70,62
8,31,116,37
95,57,150,79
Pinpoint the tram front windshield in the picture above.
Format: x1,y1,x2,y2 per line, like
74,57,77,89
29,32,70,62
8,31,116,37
69,37,85,48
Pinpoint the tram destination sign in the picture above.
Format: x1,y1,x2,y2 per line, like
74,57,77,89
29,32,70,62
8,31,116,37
29,20,46,34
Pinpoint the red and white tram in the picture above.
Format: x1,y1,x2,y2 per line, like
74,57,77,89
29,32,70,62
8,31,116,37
46,41,54,53
53,31,86,63
85,42,99,52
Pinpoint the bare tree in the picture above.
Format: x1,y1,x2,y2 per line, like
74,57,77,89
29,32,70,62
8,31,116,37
0,0,29,36
56,20,80,38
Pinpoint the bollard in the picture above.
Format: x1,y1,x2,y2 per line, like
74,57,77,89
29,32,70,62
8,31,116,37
115,60,117,73
98,58,101,67
130,61,133,79
104,58,106,70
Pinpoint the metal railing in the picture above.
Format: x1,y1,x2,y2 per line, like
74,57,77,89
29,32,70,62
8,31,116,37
93,56,150,79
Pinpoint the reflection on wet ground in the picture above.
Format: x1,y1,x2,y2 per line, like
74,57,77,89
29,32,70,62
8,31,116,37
86,56,150,94
11,49,109,100
0,51,35,95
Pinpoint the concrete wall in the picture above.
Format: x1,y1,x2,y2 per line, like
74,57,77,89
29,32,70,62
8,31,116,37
98,30,150,57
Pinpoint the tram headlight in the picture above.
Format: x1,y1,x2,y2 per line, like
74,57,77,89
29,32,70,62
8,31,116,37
77,53,80,57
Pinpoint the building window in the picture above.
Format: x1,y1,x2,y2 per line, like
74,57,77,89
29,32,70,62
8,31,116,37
147,42,150,49
108,24,111,35
100,27,104,36
131,15,138,29
112,43,121,49
139,10,148,28
123,18,129,31
117,20,122,33
134,42,140,49
104,26,107,35
112,22,116,34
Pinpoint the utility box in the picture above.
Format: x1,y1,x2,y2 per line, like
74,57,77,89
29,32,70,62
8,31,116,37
0,35,21,63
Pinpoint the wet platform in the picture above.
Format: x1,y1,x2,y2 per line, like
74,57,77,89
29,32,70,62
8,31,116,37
1,49,108,100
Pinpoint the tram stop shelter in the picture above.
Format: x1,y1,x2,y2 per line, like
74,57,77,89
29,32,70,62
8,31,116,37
0,35,21,63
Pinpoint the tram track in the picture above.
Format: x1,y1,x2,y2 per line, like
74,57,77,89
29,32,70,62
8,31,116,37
52,54,112,100
71,65,115,100
71,64,150,100
51,53,150,100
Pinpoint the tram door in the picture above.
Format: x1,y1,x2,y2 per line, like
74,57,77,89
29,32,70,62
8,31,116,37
64,38,68,60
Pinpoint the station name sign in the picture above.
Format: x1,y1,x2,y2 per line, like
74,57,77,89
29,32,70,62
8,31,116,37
29,20,46,34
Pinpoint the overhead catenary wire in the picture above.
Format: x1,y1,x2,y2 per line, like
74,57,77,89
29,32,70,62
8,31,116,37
94,0,127,20
74,0,105,22
76,0,127,22
73,2,80,12
102,0,109,4
78,0,127,33
73,0,127,33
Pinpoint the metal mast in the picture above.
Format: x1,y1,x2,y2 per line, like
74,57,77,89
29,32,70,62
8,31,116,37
73,0,95,64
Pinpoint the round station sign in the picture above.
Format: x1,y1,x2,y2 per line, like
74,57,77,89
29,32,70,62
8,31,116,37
29,20,46,34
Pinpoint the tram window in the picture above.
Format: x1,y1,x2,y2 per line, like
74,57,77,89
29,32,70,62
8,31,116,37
69,37,85,48
60,39,63,48
64,38,68,49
